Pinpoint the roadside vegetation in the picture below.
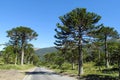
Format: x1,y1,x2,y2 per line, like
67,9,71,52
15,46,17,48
42,57,119,79
0,64,34,70
42,51,119,78
0,26,40,70
41,8,120,80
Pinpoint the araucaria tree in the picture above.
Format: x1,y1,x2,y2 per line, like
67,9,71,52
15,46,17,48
55,8,101,76
92,25,118,68
7,26,38,65
54,23,71,60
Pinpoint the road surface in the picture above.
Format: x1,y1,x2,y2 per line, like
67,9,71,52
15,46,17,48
23,67,77,80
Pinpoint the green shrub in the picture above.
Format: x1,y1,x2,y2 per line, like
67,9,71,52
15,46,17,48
62,62,72,70
51,65,58,69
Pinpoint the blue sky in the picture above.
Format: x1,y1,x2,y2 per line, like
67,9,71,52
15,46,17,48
0,0,120,50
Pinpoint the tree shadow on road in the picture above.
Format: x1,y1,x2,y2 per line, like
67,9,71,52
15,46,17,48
25,71,59,75
25,70,119,80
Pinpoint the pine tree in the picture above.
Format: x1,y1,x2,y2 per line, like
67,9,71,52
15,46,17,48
91,25,118,68
58,8,101,76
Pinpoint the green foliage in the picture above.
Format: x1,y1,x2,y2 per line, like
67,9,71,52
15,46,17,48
50,65,58,69
43,62,118,78
54,8,101,75
0,64,34,70
0,57,4,64
62,62,72,70
3,26,39,65
32,54,40,65
2,45,15,64
89,25,119,68
54,57,64,68
43,52,65,69
7,26,38,41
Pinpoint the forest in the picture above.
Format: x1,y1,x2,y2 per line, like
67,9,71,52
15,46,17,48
42,8,120,79
0,8,120,80
0,26,40,67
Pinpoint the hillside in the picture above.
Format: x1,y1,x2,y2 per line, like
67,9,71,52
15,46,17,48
35,47,57,58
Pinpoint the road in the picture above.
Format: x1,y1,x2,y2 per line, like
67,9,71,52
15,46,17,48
23,67,77,80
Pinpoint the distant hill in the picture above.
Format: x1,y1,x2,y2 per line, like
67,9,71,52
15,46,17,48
35,47,58,58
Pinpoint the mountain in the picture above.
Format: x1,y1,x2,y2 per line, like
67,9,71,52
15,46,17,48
35,47,58,58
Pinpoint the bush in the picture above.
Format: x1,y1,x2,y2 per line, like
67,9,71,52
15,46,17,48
95,60,105,66
50,65,58,69
62,62,71,70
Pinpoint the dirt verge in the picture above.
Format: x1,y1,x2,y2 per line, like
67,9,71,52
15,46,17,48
0,67,36,80
0,70,24,80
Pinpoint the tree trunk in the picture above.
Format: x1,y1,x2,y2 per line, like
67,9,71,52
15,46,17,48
78,45,83,75
21,45,24,65
72,50,75,70
15,55,17,65
105,36,109,68
98,50,102,71
78,26,83,76
27,57,30,64
28,61,30,64
72,62,75,70
62,49,66,60
31,61,33,64
98,50,100,60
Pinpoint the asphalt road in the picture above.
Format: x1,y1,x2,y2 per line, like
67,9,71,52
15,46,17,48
23,67,77,80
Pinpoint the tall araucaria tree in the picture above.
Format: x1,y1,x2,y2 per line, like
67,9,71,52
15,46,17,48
57,8,101,76
7,26,38,65
91,25,118,68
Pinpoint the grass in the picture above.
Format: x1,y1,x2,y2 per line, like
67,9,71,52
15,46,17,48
0,64,35,70
44,62,119,79
83,62,118,78
0,57,4,64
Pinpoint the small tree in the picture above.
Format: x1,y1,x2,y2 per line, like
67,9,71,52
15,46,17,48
2,45,15,64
